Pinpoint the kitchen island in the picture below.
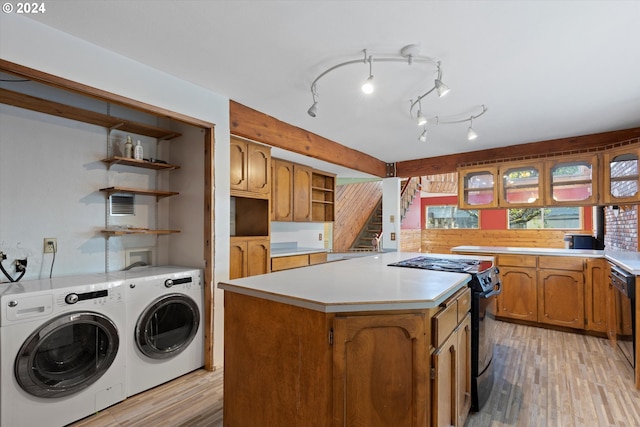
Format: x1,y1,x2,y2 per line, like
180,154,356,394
218,252,474,427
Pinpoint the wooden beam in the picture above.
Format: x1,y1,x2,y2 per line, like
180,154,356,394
396,127,640,177
230,101,388,178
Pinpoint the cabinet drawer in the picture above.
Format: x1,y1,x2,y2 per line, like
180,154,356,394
432,300,458,348
499,254,537,268
309,252,327,265
271,254,309,272
457,287,471,319
538,256,583,271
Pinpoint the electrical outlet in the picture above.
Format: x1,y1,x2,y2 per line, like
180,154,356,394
390,232,396,241
318,233,323,241
44,238,57,253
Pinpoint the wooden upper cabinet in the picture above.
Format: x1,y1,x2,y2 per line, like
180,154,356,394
293,164,312,221
499,161,544,207
458,166,498,209
545,154,599,205
230,136,270,197
603,145,640,204
272,159,294,221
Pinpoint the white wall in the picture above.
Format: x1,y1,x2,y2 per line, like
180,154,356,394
0,14,230,367
382,178,401,251
271,222,329,249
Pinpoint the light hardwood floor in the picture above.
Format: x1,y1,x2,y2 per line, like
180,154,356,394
71,321,640,426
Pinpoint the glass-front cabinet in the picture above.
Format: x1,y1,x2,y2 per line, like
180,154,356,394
603,146,640,204
545,154,598,205
499,161,544,207
458,166,498,209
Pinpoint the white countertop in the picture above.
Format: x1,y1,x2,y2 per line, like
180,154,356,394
218,252,486,313
452,245,640,275
452,245,605,258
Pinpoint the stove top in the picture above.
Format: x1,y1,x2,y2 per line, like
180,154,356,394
388,256,498,293
388,256,493,274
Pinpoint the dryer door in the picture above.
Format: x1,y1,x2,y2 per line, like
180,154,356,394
15,312,119,398
135,293,200,359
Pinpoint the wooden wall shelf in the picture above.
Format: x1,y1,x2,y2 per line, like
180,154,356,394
101,156,180,171
0,88,181,140
101,228,180,236
99,186,179,200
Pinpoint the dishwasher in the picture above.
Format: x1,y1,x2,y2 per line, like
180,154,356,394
610,264,635,368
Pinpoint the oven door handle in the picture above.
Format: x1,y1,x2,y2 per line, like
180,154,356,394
481,281,502,299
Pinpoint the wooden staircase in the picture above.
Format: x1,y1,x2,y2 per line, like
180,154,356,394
401,177,422,220
349,199,383,251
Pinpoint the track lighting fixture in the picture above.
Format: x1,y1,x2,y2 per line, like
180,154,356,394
306,44,487,141
419,127,428,142
435,78,450,97
307,101,318,118
416,110,427,126
467,118,478,141
417,105,488,142
361,52,374,94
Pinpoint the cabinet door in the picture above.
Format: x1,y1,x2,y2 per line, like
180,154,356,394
538,269,585,329
229,240,248,279
456,314,472,427
272,159,294,221
458,166,498,209
247,143,271,194
545,154,598,205
247,239,270,277
432,328,457,427
585,258,608,333
498,266,538,322
499,161,544,207
230,138,248,192
293,164,312,221
333,314,427,427
603,145,640,204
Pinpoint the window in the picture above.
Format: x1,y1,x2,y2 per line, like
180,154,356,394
508,207,581,229
426,206,479,229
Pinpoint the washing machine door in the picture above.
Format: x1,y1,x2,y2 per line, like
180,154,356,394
135,293,200,359
15,312,119,398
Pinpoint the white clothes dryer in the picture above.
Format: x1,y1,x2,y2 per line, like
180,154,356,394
119,266,204,397
0,274,127,427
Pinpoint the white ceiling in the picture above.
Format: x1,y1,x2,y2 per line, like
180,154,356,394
26,1,640,178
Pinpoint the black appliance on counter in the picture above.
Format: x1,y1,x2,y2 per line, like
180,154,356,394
564,233,604,250
610,263,635,368
387,256,501,411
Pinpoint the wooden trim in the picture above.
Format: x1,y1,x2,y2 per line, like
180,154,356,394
396,127,640,177
0,59,215,129
230,100,388,178
204,126,215,371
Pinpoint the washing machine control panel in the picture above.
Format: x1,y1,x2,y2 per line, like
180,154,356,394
164,276,193,288
57,287,124,306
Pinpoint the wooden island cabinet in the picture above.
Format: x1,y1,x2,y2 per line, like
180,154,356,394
219,252,472,427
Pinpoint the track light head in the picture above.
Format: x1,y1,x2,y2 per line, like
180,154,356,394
419,128,427,142
416,111,427,126
467,125,478,140
307,101,318,117
362,75,374,94
435,79,450,97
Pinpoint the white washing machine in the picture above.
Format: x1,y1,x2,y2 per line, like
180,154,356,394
0,273,127,427
119,266,203,397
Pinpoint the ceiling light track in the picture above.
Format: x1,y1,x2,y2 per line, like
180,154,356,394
306,44,487,142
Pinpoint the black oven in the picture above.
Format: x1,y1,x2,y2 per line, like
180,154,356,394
472,279,501,411
610,264,635,368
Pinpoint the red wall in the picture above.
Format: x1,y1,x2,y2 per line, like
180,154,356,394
419,196,592,230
